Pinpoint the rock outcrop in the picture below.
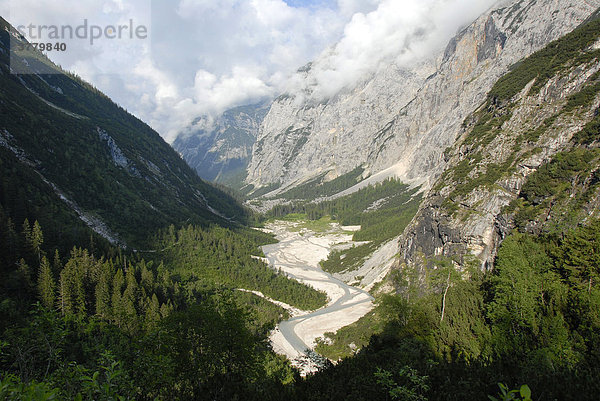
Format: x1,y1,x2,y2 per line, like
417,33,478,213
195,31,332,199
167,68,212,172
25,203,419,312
398,15,600,270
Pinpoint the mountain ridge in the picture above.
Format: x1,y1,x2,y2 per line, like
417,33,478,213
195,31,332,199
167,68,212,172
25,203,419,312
173,101,270,189
0,16,250,248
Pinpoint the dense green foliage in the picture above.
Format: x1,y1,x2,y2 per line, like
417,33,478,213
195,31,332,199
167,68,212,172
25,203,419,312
573,113,600,145
509,148,600,233
154,224,327,311
564,71,600,114
268,179,414,223
0,216,306,400
315,309,381,360
0,146,116,260
277,167,365,200
245,182,282,199
296,223,600,400
321,243,378,274
1,302,297,400
1,216,322,328
0,17,253,249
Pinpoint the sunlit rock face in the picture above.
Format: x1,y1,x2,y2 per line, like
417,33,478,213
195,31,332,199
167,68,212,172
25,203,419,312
247,0,600,193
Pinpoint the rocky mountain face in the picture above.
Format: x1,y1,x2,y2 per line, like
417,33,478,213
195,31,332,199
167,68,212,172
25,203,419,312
0,17,248,248
247,61,433,192
173,101,269,188
397,11,600,271
246,0,600,194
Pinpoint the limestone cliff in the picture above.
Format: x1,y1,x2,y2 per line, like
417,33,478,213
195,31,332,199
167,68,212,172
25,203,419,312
247,0,600,194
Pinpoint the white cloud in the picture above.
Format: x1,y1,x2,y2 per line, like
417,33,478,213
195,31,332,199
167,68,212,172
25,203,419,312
130,0,349,141
3,0,501,142
290,0,499,100
336,0,381,18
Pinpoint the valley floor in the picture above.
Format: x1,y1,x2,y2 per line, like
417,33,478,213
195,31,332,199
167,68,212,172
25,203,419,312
260,221,374,374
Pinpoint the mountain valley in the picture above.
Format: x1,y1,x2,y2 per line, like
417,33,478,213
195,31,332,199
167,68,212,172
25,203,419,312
2,1,600,400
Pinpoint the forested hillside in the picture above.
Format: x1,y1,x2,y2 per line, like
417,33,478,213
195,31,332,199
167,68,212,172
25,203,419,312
0,215,328,399
300,221,600,400
0,16,327,400
0,17,251,249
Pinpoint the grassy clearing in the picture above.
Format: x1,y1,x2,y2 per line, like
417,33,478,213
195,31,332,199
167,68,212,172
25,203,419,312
321,243,376,274
268,214,338,233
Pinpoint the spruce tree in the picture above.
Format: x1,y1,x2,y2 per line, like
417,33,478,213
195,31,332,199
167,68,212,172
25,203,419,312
52,250,62,276
59,249,88,316
59,268,73,315
122,267,140,333
73,251,88,315
160,301,173,319
37,256,56,309
16,258,32,289
95,263,112,318
21,218,32,258
111,269,125,327
145,293,161,331
22,218,31,244
140,262,155,292
4,218,18,267
31,220,44,263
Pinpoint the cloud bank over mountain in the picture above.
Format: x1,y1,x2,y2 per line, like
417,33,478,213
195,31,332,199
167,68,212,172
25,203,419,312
3,0,498,142
288,0,498,101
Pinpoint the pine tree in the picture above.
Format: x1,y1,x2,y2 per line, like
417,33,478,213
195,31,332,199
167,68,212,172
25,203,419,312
561,221,600,293
125,266,139,301
73,252,88,315
30,220,44,263
59,268,73,315
16,258,32,289
166,224,176,247
95,263,112,318
21,218,32,258
111,269,125,327
52,250,62,277
122,267,140,333
22,218,31,244
88,233,96,256
140,262,155,292
160,301,173,319
37,256,56,309
59,248,88,316
4,217,18,267
145,293,161,331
